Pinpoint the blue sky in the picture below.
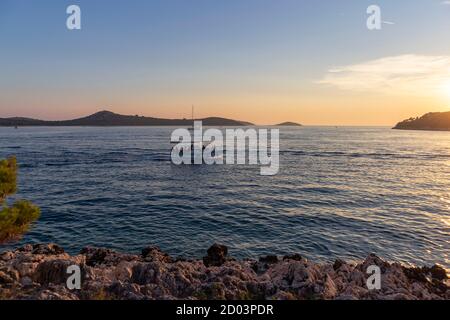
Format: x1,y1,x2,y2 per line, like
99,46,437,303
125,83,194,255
1,0,450,124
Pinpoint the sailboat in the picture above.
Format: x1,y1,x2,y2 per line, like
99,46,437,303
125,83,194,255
171,105,217,163
188,105,195,132
171,106,197,159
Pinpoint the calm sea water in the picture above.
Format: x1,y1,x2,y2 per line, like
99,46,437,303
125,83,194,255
0,127,448,268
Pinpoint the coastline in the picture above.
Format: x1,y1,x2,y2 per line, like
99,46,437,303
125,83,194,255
0,243,447,300
392,111,450,131
392,127,450,132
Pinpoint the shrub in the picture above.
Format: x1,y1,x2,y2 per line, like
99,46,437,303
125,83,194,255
0,157,17,202
0,156,40,243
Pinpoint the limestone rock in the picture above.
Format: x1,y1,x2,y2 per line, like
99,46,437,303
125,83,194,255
0,243,447,300
203,244,228,267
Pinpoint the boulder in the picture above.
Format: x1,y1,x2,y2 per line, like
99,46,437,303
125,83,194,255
260,255,279,264
80,247,117,266
283,254,303,261
142,246,173,263
428,265,447,281
203,244,228,267
33,259,75,285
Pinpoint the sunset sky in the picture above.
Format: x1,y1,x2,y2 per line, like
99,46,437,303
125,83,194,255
1,0,450,125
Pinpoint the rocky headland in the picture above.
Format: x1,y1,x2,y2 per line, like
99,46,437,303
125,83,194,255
0,243,448,300
393,111,450,131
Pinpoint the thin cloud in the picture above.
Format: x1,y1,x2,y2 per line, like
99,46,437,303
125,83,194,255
441,1,450,5
318,55,450,96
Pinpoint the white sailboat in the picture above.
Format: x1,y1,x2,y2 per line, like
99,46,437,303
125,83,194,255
171,105,218,162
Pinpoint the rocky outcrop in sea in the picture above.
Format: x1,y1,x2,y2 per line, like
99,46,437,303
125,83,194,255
0,243,448,300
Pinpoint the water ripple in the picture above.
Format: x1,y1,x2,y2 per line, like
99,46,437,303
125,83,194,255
0,126,448,268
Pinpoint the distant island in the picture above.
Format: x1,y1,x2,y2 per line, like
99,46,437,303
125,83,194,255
0,110,253,127
394,111,450,131
276,122,302,126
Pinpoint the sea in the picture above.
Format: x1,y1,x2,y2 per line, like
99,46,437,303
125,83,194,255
0,126,448,269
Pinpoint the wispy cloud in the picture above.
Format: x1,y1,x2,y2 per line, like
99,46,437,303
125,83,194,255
441,1,450,5
318,55,450,96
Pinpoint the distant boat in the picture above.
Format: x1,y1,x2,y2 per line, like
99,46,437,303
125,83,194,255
171,105,220,163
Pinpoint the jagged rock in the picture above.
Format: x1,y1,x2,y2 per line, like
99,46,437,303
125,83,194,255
203,244,228,267
253,256,281,274
20,276,33,287
0,251,14,261
33,285,79,300
17,244,33,253
323,274,338,299
283,254,302,261
260,255,279,264
0,271,14,284
31,244,65,255
114,261,133,281
80,247,138,267
335,294,358,300
403,266,428,283
333,259,345,271
142,246,173,263
0,243,448,300
268,290,297,300
359,253,390,273
131,263,158,285
81,247,117,266
15,262,39,278
197,282,226,300
108,281,143,300
428,265,447,281
0,267,19,282
34,259,74,285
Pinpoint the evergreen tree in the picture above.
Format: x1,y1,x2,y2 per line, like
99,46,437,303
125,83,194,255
0,156,40,243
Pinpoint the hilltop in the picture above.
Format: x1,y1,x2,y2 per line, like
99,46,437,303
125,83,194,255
276,122,302,126
0,111,253,127
393,111,450,131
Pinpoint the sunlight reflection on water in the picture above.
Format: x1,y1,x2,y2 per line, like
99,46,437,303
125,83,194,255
0,126,449,268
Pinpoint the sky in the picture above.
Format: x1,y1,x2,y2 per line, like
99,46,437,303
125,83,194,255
1,0,450,125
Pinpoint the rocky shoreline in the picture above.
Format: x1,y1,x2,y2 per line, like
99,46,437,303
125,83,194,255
0,243,448,300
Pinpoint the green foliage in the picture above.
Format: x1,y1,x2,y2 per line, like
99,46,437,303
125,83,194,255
0,157,17,203
0,156,40,243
